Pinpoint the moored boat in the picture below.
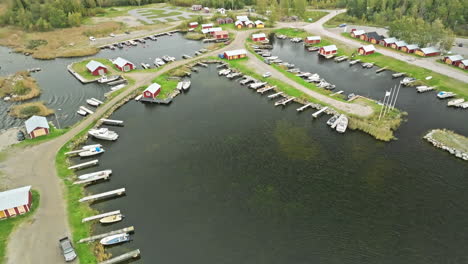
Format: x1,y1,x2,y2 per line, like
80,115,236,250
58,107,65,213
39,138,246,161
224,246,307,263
447,98,464,106
182,81,191,90
327,115,338,126
400,77,415,86
100,233,130,246
437,91,456,99
336,115,349,133
78,169,112,180
86,99,100,107
100,214,124,224
88,128,119,141
98,75,120,84
77,109,87,116
78,147,105,157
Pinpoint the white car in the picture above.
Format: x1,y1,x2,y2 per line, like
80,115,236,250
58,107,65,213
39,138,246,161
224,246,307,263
110,33,115,37
89,36,96,41
263,72,271,78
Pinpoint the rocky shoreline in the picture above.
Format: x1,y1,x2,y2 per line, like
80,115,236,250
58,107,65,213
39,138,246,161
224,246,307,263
424,129,468,161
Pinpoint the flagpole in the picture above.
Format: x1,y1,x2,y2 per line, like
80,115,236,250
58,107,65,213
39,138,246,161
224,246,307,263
378,91,388,120
384,86,394,116
392,84,401,109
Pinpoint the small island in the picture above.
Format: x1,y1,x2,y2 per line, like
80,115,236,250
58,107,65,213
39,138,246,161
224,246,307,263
9,101,54,119
0,71,41,101
424,129,468,161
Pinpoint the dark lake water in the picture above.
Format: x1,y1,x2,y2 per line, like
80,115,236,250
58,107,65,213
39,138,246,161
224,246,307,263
0,33,206,129
76,51,468,264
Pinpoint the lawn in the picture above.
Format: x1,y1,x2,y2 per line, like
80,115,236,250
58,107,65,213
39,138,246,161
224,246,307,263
71,58,119,81
303,10,328,22
430,129,468,153
0,190,40,264
16,126,69,148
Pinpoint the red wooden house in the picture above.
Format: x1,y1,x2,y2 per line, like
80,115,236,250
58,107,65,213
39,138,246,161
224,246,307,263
415,47,440,57
214,30,229,39
305,36,321,44
201,23,213,29
459,60,468,70
319,45,338,56
252,33,267,42
189,22,199,28
364,32,384,44
391,41,407,50
380,37,397,47
0,186,32,219
86,60,108,76
223,49,247,60
350,30,365,38
25,115,49,139
358,45,376,55
113,57,135,72
143,83,161,99
443,55,464,66
400,44,419,53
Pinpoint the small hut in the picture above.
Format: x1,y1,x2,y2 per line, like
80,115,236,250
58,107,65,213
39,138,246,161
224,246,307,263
380,37,397,47
86,60,108,76
143,83,161,99
0,186,32,219
319,45,338,56
350,30,365,38
189,22,199,28
25,115,49,139
358,45,376,55
113,57,135,72
252,33,267,42
443,55,464,66
223,49,247,60
255,20,264,28
415,47,440,57
400,44,419,53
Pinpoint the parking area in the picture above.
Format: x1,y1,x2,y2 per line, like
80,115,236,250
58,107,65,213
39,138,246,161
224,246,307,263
128,6,206,24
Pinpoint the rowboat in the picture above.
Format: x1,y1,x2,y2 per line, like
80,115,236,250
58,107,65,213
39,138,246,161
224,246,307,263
86,99,100,107
100,233,130,246
100,214,124,224
182,81,191,90
77,109,87,116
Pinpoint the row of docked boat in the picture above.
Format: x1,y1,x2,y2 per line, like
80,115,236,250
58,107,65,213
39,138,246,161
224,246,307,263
176,80,191,91
447,98,468,108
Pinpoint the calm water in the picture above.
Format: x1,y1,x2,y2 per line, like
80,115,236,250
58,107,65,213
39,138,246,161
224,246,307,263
75,53,468,264
0,33,206,129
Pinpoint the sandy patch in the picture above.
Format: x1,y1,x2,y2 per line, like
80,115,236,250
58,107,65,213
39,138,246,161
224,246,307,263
93,16,143,27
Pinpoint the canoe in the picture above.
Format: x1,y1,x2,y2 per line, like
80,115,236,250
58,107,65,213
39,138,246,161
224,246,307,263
100,233,130,246
100,214,124,224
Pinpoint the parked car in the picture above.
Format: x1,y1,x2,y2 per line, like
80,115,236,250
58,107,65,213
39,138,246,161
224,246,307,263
16,131,25,141
125,31,131,34
89,36,96,41
338,23,347,28
263,72,272,78
59,237,77,262
109,33,115,37
458,43,463,47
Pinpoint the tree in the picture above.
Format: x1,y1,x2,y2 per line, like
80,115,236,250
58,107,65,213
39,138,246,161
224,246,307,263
293,0,306,19
256,0,268,15
67,12,82,27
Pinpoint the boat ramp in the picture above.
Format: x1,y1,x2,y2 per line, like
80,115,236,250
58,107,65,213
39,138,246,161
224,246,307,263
79,187,126,203
79,226,134,243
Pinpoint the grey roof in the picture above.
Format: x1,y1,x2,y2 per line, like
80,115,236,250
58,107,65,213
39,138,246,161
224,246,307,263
0,186,31,211
446,55,464,61
405,44,419,50
382,37,397,44
25,115,49,134
365,32,384,41
86,60,107,72
144,83,161,94
420,47,440,54
460,59,468,65
113,57,134,68
322,45,337,52
236,16,249,22
394,41,408,47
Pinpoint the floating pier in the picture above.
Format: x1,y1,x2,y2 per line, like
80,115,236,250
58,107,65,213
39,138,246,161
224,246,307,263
312,107,329,118
296,103,312,112
78,226,134,243
79,188,126,203
257,86,276,94
331,90,343,96
107,79,127,86
275,97,295,106
73,174,111,185
80,106,94,115
68,160,99,170
268,92,283,98
349,59,360,65
100,119,124,126
99,249,141,264
82,210,121,223
376,66,388,73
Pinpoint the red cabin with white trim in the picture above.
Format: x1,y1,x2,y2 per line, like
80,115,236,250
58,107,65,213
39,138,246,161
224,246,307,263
319,45,338,56
358,45,376,55
305,36,321,44
252,33,267,42
143,83,161,98
0,186,32,219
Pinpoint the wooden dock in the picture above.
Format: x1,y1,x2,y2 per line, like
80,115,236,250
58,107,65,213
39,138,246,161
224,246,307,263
139,97,173,104
275,97,295,106
376,66,388,73
80,106,94,115
296,103,312,112
312,107,329,118
196,62,208,67
73,174,111,185
217,63,227,69
68,160,99,170
79,226,134,243
79,188,126,203
268,92,283,99
99,249,140,264
331,90,343,96
100,119,124,126
82,210,121,223
257,86,276,94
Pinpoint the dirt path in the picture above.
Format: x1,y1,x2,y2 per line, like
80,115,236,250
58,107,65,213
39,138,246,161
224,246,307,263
302,10,468,84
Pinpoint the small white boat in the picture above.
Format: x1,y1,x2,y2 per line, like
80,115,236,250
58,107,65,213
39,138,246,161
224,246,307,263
78,147,105,157
336,115,348,133
177,82,184,91
88,128,119,141
98,75,120,84
100,233,130,246
100,214,124,224
182,81,191,90
86,99,100,107
154,58,165,67
448,98,464,106
437,91,456,99
77,109,87,116
400,77,415,86
425,76,432,80
326,115,338,126
78,169,112,180
3,96,11,101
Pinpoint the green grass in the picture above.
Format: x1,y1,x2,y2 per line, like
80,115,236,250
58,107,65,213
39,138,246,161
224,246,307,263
71,58,118,81
55,121,99,264
429,129,468,153
303,10,328,22
324,13,384,28
15,126,69,148
138,74,178,99
0,190,40,264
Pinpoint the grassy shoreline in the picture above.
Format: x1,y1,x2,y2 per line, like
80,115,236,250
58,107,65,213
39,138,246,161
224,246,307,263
9,101,54,119
0,71,41,101
0,190,40,264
